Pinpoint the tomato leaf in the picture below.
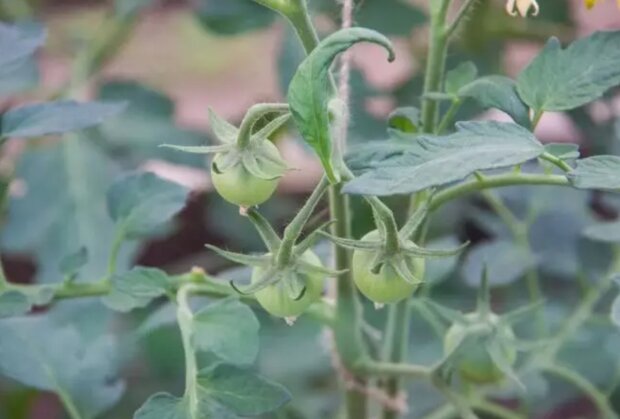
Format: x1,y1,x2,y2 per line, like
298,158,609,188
103,267,173,312
107,172,189,239
287,27,395,183
194,0,274,35
458,76,530,128
0,100,126,139
0,316,124,418
445,62,478,96
461,239,538,287
192,298,260,365
197,363,291,416
344,121,544,196
568,155,620,191
0,291,31,318
517,31,620,112
0,22,45,95
583,220,620,243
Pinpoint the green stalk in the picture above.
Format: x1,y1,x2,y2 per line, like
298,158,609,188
381,300,413,419
420,0,451,132
177,285,200,418
276,176,329,267
258,2,370,416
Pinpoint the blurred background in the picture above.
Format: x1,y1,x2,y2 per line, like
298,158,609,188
0,0,620,418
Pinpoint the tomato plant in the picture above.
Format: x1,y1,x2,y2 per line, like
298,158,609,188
1,0,620,418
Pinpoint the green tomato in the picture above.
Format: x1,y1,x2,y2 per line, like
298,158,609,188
443,313,517,384
351,230,425,304
211,141,282,207
253,251,325,318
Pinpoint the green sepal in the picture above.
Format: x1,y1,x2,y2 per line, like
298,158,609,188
390,257,423,285
294,220,336,256
246,208,281,253
205,244,270,267
159,143,232,154
318,231,382,251
401,241,469,258
230,267,281,295
283,272,307,301
208,108,238,143
297,260,347,277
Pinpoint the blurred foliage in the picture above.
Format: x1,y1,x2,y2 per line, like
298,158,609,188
2,0,620,418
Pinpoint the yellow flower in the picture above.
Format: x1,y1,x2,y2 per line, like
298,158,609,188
584,0,620,8
505,0,540,17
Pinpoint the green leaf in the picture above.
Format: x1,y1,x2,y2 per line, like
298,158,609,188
134,393,191,419
96,81,210,167
192,298,260,365
544,143,580,160
583,220,620,243
458,76,530,127
445,62,477,96
388,107,420,134
0,291,30,318
568,155,620,191
0,22,45,95
107,172,189,239
461,239,538,287
1,137,133,284
1,100,126,139
287,27,395,183
194,0,275,35
344,121,544,196
0,316,124,418
103,267,173,312
114,0,156,17
517,31,620,112
197,363,291,416
354,0,426,36
59,247,89,277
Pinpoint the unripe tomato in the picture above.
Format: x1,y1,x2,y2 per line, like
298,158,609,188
211,141,282,207
351,230,425,304
443,313,517,384
253,251,325,318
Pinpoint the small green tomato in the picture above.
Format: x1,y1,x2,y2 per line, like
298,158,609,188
443,313,517,384
211,141,282,207
351,230,425,304
253,251,325,318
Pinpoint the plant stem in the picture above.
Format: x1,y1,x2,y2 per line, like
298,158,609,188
177,284,200,418
435,99,462,134
106,228,125,279
542,364,619,419
445,0,479,38
421,0,451,132
429,173,570,213
358,359,431,379
381,301,412,419
540,152,573,173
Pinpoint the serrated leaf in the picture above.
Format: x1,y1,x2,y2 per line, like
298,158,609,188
107,172,189,239
0,290,30,318
461,239,538,287
0,316,124,418
517,31,620,112
134,393,190,419
1,101,126,139
344,121,544,196
459,76,530,127
197,363,291,416
103,267,172,312
568,155,620,191
287,27,395,183
583,220,620,243
445,62,477,95
192,298,260,365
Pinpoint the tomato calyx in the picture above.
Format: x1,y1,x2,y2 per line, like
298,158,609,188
322,200,467,286
160,105,290,191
